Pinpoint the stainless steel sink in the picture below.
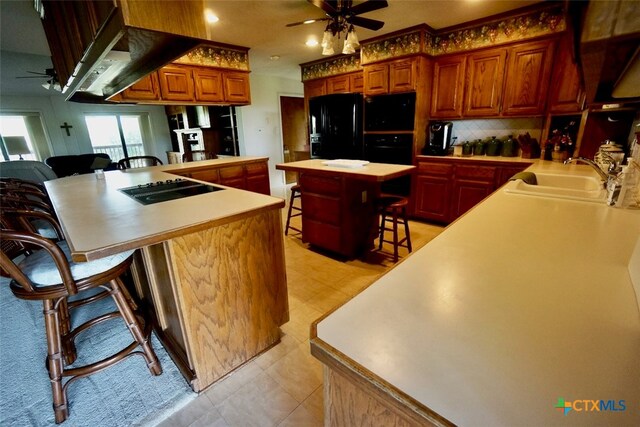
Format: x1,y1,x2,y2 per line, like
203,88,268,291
504,173,606,202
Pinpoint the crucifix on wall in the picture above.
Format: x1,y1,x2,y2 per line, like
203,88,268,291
60,122,73,136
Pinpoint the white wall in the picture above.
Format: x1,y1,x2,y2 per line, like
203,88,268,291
0,93,172,161
236,74,303,191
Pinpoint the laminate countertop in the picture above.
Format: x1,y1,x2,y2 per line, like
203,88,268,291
276,159,416,181
45,157,283,262
313,161,640,425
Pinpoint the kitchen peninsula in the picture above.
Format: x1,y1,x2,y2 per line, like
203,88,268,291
276,159,415,258
45,157,288,392
311,161,640,425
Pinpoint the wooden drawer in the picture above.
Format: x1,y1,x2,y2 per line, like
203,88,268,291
455,164,496,182
417,162,454,176
245,162,268,176
189,169,219,183
302,219,342,254
300,174,341,196
218,165,244,180
301,193,341,225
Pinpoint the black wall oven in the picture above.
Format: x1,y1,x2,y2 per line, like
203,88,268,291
364,134,413,195
364,92,416,132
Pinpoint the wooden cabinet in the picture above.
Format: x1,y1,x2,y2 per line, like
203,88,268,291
118,73,161,101
327,75,351,94
414,162,453,222
431,56,466,118
193,68,224,102
223,72,251,104
548,37,585,113
464,48,506,117
363,58,418,95
168,159,271,195
451,164,496,218
413,158,529,223
350,72,364,93
158,65,195,102
113,65,251,105
304,79,327,99
502,39,555,116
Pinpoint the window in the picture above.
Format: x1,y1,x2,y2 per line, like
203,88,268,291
0,116,37,161
84,114,147,161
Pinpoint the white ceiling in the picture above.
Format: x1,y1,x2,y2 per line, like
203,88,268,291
0,0,541,96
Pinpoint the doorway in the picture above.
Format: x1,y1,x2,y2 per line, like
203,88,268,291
279,96,306,184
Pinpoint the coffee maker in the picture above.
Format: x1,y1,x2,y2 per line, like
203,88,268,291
423,122,453,155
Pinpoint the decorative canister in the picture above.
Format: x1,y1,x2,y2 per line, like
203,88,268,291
501,135,518,157
473,139,485,155
486,136,501,156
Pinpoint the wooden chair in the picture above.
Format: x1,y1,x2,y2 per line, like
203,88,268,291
117,156,163,170
284,184,302,236
376,194,412,262
182,150,217,162
0,223,162,423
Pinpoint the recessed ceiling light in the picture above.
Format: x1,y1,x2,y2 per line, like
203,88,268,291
270,55,281,61
204,9,219,23
306,39,319,47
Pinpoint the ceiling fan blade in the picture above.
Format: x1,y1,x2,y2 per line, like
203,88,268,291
307,0,338,16
24,71,49,76
349,0,388,16
350,15,385,31
286,17,330,27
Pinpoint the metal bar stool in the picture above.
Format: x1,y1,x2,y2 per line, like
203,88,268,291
284,184,302,236
377,194,412,262
0,227,162,423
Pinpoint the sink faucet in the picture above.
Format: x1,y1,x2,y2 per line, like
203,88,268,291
564,157,610,183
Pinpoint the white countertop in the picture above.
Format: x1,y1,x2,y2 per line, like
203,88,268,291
276,159,416,182
45,161,283,261
315,161,640,425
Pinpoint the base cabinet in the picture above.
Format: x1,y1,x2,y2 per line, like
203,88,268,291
169,159,270,195
413,157,530,223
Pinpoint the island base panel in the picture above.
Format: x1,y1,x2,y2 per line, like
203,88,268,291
133,208,288,391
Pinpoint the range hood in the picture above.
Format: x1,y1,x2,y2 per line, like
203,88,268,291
576,0,640,105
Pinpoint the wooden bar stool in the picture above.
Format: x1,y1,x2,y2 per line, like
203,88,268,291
377,195,412,262
285,184,302,236
0,228,162,423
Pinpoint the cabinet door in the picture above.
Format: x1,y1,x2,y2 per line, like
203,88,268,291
548,37,585,113
245,162,271,195
193,68,224,102
158,65,195,102
327,75,350,94
304,79,327,99
363,64,389,95
223,72,251,104
431,55,466,118
414,175,451,222
502,40,555,116
389,58,416,93
451,180,494,219
218,165,246,189
350,72,364,93
496,164,529,188
464,48,506,117
119,73,160,101
189,168,220,183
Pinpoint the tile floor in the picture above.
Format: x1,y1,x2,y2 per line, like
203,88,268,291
156,201,444,427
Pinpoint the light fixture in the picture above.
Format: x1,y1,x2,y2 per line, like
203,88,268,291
4,136,31,160
305,39,318,47
320,19,358,56
204,9,219,23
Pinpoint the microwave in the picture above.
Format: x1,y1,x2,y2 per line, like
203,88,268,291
364,92,416,131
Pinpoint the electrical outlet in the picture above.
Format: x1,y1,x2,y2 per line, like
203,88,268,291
361,190,367,203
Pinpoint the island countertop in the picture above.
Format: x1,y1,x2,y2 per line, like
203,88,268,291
312,161,640,425
45,159,283,261
275,159,416,181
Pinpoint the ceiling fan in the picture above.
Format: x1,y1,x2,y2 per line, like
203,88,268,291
287,0,388,31
16,68,61,90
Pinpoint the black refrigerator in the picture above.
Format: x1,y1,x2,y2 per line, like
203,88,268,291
309,93,363,160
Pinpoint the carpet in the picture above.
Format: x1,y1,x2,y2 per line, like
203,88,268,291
0,278,196,426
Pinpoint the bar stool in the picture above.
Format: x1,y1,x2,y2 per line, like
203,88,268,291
0,227,162,423
377,194,412,262
284,184,302,236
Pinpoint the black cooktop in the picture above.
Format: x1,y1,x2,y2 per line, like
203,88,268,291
119,178,224,205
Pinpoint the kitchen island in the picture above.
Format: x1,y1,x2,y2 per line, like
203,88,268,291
45,158,288,392
310,161,640,425
275,159,415,258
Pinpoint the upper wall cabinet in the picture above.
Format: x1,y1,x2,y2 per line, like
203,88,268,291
501,39,555,116
548,37,585,113
463,48,507,117
363,57,418,95
431,56,466,118
112,65,251,105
